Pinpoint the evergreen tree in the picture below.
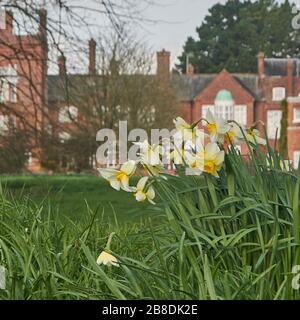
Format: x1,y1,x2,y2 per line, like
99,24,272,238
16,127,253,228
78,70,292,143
177,0,300,73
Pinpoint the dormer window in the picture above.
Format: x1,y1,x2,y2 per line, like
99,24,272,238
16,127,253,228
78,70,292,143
58,106,78,123
272,87,285,101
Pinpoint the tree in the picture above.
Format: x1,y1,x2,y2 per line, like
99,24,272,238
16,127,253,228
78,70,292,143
42,31,176,172
177,0,300,74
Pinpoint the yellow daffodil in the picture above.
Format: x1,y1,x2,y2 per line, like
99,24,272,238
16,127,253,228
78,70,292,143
96,232,119,267
245,128,266,146
204,110,230,144
134,177,155,204
98,160,136,192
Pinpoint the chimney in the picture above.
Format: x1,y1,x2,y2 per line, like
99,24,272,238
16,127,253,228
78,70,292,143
38,9,47,37
157,49,170,82
187,63,194,75
287,59,294,97
257,51,265,79
0,11,13,33
58,55,66,76
89,38,96,75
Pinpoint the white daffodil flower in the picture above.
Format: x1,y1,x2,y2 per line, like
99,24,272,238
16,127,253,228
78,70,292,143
245,128,266,146
135,140,164,176
134,177,155,204
224,123,244,145
186,142,224,177
96,232,119,267
204,110,231,144
96,251,119,267
98,160,136,192
173,117,205,144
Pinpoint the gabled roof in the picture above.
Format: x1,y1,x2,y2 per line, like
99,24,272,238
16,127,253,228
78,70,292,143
47,71,262,104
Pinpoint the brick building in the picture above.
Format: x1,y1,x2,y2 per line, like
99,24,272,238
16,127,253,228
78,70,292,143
0,10,300,171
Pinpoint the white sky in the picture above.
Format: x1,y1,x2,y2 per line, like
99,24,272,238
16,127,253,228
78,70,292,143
137,0,227,68
135,0,291,68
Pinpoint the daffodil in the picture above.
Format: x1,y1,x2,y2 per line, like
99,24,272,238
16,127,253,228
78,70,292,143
134,177,155,204
224,123,243,145
96,232,119,267
174,117,204,143
135,140,164,176
204,110,230,144
186,142,224,177
201,142,225,177
245,128,266,146
98,160,136,192
97,251,119,267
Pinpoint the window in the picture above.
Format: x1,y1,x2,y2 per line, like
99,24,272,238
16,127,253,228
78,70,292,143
0,11,6,29
267,110,282,139
0,79,9,102
272,87,286,101
58,106,78,123
293,108,300,123
294,151,300,169
234,105,247,126
0,115,9,134
10,82,17,102
215,104,233,120
0,65,18,103
59,131,71,142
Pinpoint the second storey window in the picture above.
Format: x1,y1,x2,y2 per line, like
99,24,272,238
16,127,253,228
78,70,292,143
234,105,247,126
0,115,9,134
293,108,300,123
215,104,233,120
59,106,78,123
272,87,286,101
267,110,282,139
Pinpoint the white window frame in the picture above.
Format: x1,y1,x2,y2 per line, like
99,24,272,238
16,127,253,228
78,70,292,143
234,105,247,126
58,106,78,123
294,151,300,169
267,110,282,139
272,87,286,101
0,115,9,134
293,108,300,123
215,103,233,120
0,11,6,29
201,105,215,124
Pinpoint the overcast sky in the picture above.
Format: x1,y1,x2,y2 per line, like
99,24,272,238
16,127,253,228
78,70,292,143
137,0,227,68
134,0,293,68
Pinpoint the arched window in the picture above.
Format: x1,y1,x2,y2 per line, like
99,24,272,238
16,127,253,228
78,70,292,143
58,106,78,123
215,90,234,120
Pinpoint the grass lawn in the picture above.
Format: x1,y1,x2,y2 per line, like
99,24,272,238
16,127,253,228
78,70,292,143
0,175,160,223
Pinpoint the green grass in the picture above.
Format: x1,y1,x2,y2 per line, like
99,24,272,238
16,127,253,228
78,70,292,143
0,143,300,300
0,175,158,223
